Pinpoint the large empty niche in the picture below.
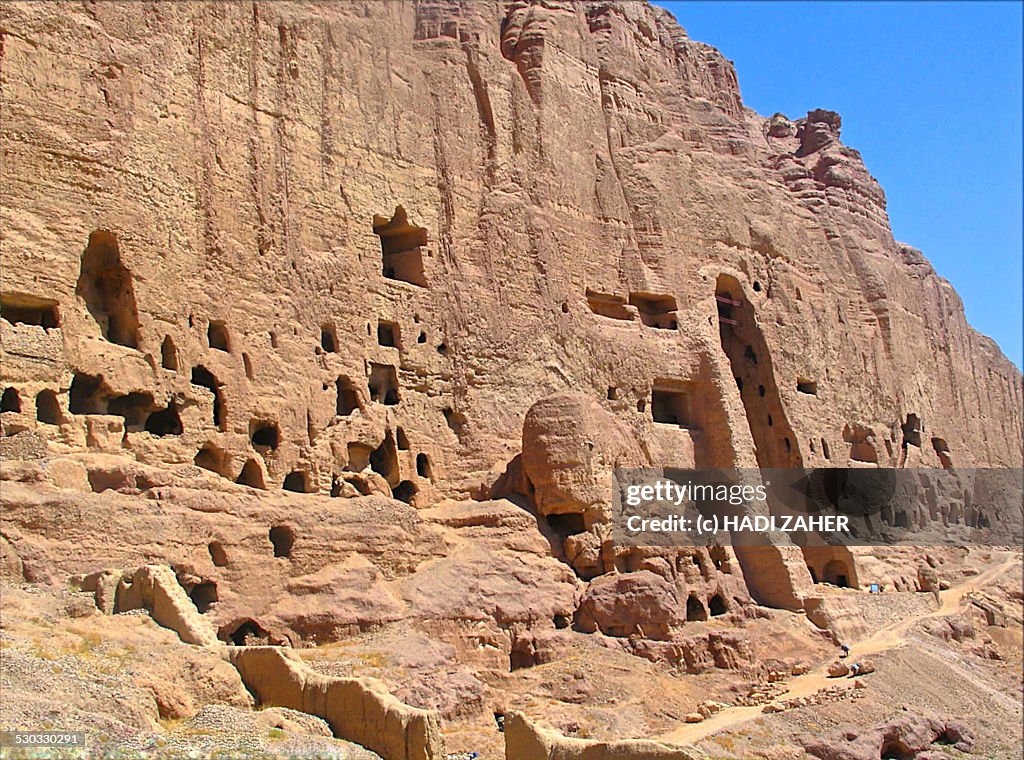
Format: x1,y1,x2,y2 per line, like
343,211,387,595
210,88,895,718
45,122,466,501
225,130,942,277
714,274,802,469
347,442,372,472
686,595,708,622
586,289,635,321
544,512,586,539
802,546,859,589
709,593,728,616
651,383,695,428
373,206,428,287
77,230,141,347
396,427,411,450
1,292,59,329
416,453,431,478
393,480,417,503
144,402,182,436
69,372,109,415
368,363,399,405
629,292,678,329
931,437,953,469
78,381,180,436
107,392,154,429
189,581,219,613
222,619,271,646
843,424,878,464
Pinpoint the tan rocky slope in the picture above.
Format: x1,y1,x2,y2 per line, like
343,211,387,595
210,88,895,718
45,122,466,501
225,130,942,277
1,1,1022,759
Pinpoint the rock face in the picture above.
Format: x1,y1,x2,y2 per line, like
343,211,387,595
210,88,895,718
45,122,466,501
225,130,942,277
1,0,1022,756
2,1,1019,504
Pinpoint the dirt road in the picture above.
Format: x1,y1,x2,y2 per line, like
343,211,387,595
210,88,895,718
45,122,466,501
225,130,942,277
660,551,1018,744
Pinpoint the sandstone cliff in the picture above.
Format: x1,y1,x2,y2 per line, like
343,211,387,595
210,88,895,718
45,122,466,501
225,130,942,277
2,2,1019,498
1,2,1022,758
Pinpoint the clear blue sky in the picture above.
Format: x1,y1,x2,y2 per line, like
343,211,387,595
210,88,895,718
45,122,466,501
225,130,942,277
656,1,1023,369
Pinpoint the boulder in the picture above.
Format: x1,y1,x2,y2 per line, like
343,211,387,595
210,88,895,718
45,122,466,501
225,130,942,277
575,571,682,640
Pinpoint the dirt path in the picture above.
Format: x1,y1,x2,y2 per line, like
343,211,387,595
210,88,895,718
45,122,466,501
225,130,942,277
660,551,1018,744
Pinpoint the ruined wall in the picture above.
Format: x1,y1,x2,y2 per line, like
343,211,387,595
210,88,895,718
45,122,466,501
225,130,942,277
503,712,704,760
2,1,1019,515
229,646,444,760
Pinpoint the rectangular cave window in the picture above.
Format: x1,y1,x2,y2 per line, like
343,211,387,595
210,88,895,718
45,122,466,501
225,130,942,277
373,206,428,287
321,324,337,353
629,292,678,330
377,320,399,348
651,385,693,428
208,321,230,352
585,289,635,321
1,292,60,329
416,452,431,478
796,378,817,395
368,363,399,405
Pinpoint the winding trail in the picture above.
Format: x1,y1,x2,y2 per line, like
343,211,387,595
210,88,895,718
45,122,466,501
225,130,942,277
660,551,1018,744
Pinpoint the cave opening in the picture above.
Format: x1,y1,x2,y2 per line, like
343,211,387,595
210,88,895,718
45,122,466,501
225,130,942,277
1,388,21,413
269,525,295,558
77,230,140,347
368,364,399,405
629,292,678,329
1,293,60,329
686,595,708,622
373,206,428,287
207,321,230,352
235,459,266,489
36,390,61,424
191,366,225,430
161,336,178,370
